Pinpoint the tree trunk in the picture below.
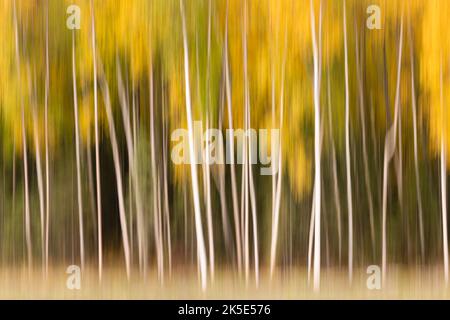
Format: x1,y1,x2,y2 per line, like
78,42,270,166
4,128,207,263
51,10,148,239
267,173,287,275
90,0,103,281
97,58,131,279
72,32,85,271
180,0,208,290
310,0,322,291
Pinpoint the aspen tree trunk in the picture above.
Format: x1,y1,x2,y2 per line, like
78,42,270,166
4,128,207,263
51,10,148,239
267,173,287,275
204,0,215,281
180,0,208,290
44,0,50,277
90,0,103,281
440,60,449,285
408,21,425,262
224,3,242,274
31,71,45,273
354,17,375,254
71,33,85,270
381,17,403,287
269,26,287,278
97,58,131,279
149,61,163,281
242,0,259,286
13,0,32,271
326,60,342,265
310,0,322,291
162,105,172,276
343,1,354,284
117,60,145,276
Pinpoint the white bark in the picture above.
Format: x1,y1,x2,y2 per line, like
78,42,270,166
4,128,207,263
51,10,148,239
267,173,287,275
440,60,449,284
354,18,375,253
90,0,103,281
72,32,85,271
343,1,354,284
224,6,242,274
44,1,50,277
149,64,163,281
381,17,403,287
408,22,424,261
269,27,287,278
180,0,208,290
97,58,131,279
310,0,322,291
13,0,32,271
117,60,145,276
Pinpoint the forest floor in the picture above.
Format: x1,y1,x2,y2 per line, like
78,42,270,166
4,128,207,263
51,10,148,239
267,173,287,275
0,264,449,299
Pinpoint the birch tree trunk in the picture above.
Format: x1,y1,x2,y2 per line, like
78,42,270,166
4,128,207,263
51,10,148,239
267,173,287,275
71,32,85,270
381,17,403,287
44,1,50,277
180,0,208,290
310,0,322,291
342,1,354,284
31,71,45,273
149,61,163,281
354,17,375,255
224,5,242,274
97,58,131,279
269,26,287,278
90,0,103,281
440,60,449,285
13,0,32,271
408,21,425,262
117,59,145,277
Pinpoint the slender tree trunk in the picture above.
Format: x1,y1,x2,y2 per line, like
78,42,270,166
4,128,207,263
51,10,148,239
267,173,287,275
440,60,449,285
72,32,85,271
117,59,145,277
204,115,215,281
343,1,353,284
180,0,208,290
97,58,131,279
354,17,375,255
204,0,215,281
307,182,316,284
327,62,342,266
242,0,259,286
408,21,425,262
162,106,172,277
224,5,242,275
269,26,287,278
13,0,32,272
216,69,232,254
44,0,50,277
149,61,163,281
90,0,103,281
381,16,403,287
31,72,45,274
310,0,322,291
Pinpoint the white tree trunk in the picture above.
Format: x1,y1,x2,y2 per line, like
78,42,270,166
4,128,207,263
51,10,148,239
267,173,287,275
343,2,353,284
310,0,322,291
224,9,242,274
180,0,208,290
44,2,50,277
90,0,103,281
13,0,32,271
72,32,85,271
440,60,449,284
408,22,425,261
381,16,403,287
97,58,131,279
117,60,146,277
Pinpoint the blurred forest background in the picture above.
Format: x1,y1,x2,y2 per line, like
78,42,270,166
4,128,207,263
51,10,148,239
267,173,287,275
1,0,450,296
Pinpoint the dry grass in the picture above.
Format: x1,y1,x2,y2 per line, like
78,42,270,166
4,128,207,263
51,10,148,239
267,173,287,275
0,264,449,299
